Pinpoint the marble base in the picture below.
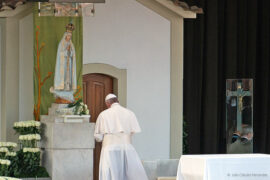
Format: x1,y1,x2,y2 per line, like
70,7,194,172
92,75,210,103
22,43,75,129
41,114,95,180
42,149,93,180
48,103,70,115
41,116,94,149
41,115,90,123
143,159,179,180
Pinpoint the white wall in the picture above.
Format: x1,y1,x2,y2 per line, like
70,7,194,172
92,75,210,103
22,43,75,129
83,0,171,160
19,14,34,122
0,24,2,140
17,0,171,160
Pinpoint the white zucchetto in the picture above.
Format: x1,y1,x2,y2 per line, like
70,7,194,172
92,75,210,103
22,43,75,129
105,93,117,101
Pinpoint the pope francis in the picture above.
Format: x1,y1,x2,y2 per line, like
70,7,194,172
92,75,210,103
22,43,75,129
94,94,148,180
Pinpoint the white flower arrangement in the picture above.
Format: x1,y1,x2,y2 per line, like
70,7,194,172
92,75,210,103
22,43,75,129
0,177,21,180
82,104,89,115
5,152,16,157
0,148,8,153
0,142,17,148
0,159,10,166
14,120,41,128
68,99,90,115
19,134,41,141
23,148,40,153
81,103,90,114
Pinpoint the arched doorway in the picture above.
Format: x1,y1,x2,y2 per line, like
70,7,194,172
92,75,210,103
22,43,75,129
83,73,114,180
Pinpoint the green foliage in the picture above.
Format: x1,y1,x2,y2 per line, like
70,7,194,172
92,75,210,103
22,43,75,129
23,152,40,174
6,150,49,178
68,98,83,108
5,119,50,178
13,127,41,135
6,156,18,177
68,99,89,115
0,154,5,159
183,117,189,154
34,167,50,178
20,140,38,148
5,149,13,153
0,165,9,176
9,150,23,177
13,166,49,178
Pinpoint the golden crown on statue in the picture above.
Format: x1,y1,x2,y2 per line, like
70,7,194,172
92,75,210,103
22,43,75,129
66,23,75,33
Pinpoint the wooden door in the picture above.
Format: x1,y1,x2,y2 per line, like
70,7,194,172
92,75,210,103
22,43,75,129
83,73,113,180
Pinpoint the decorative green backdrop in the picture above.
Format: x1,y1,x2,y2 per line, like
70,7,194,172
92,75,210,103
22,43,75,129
33,3,83,120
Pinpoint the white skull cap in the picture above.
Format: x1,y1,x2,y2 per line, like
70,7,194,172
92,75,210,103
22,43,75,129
105,93,117,101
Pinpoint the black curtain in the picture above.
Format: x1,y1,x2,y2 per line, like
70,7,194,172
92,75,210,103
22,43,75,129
183,0,270,154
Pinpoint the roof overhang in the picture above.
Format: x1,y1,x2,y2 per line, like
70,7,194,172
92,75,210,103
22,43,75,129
0,0,197,19
0,3,32,18
155,0,196,19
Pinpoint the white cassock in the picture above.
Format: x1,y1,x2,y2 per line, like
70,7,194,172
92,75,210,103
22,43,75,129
94,103,149,180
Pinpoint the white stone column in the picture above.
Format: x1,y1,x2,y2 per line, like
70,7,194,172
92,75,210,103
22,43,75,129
0,17,20,142
0,4,33,141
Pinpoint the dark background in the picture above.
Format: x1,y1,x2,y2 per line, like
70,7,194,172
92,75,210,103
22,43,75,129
183,0,270,153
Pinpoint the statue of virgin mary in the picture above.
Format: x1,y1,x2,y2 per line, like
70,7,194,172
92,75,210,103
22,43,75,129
50,23,77,103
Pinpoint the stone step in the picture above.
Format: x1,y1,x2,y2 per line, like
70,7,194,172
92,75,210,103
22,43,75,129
143,159,179,180
157,177,176,180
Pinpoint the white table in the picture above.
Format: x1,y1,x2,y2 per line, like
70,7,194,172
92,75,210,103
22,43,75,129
177,154,270,180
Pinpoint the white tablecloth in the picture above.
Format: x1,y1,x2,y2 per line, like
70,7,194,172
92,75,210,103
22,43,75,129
177,154,270,180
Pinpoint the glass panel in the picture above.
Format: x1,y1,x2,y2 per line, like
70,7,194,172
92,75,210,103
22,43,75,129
226,79,253,154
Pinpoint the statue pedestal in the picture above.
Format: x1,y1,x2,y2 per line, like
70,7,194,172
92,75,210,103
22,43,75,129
41,109,94,180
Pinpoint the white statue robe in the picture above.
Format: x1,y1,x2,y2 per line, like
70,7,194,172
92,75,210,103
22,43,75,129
94,103,148,180
52,32,77,102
